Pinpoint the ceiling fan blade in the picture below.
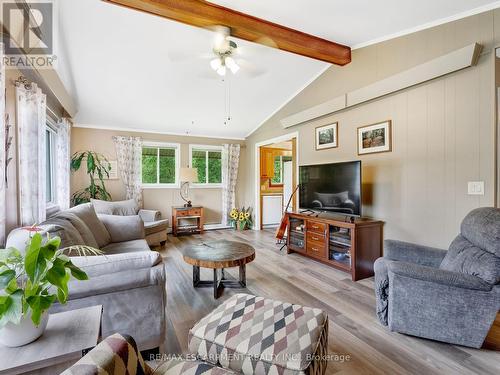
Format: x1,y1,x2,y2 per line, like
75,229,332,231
168,50,214,63
236,59,267,78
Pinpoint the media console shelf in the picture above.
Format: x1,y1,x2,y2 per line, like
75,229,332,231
287,212,383,281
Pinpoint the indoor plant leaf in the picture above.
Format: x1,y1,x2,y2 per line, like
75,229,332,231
45,258,71,303
24,233,46,283
0,290,23,328
26,295,56,326
0,269,16,289
65,260,89,281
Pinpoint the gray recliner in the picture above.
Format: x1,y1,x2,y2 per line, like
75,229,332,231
374,207,500,348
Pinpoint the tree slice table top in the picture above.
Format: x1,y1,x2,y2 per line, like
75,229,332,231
183,240,255,269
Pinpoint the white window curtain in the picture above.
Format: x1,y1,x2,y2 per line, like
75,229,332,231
113,136,143,208
221,144,241,226
16,80,47,226
0,43,6,245
56,118,71,210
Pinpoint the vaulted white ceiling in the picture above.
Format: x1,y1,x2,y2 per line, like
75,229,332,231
56,0,500,139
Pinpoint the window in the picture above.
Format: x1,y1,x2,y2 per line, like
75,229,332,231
45,125,56,204
271,155,293,185
189,145,222,186
141,143,180,187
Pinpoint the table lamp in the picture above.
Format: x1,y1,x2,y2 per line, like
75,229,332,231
179,167,198,207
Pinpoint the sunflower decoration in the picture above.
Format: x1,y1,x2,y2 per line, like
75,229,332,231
228,207,253,230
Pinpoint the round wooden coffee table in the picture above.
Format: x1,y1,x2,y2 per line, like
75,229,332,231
183,240,255,299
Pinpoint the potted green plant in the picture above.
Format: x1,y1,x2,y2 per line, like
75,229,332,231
70,151,112,206
229,207,253,231
0,229,99,347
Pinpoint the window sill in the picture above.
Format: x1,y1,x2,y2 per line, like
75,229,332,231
190,184,223,189
142,184,180,189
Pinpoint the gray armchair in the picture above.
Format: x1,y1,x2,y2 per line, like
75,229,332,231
91,198,168,246
374,207,500,348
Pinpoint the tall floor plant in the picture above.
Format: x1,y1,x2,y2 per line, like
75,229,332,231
70,151,112,206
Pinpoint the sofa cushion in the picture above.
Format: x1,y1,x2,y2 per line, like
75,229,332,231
144,219,169,236
440,235,500,285
98,214,145,243
92,198,138,216
70,251,161,277
68,203,111,248
102,239,151,255
53,212,99,248
188,293,328,375
460,207,500,257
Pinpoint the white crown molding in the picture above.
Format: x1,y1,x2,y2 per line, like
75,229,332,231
245,63,330,138
73,123,246,141
351,1,500,50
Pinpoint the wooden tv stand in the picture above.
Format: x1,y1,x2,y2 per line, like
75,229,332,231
286,212,383,281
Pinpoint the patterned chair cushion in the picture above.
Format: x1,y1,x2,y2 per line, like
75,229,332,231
188,294,329,375
153,358,236,374
61,333,152,375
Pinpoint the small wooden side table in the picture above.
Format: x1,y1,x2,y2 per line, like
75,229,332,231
172,206,204,236
0,305,102,375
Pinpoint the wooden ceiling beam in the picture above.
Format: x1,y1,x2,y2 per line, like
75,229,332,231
102,0,351,65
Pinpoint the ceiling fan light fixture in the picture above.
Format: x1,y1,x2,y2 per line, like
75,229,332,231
216,65,227,76
225,57,239,74
210,58,222,71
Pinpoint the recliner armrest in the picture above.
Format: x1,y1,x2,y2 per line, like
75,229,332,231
138,209,161,222
384,239,447,267
387,261,492,291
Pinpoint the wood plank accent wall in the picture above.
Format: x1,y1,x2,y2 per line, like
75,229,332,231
281,43,482,128
245,10,498,249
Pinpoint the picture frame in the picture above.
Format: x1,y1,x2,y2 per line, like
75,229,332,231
105,160,119,180
315,122,338,150
357,120,392,155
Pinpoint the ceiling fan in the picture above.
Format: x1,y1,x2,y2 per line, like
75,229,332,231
168,25,267,79
210,26,240,76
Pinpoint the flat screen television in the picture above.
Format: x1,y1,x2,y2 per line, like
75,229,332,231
299,161,362,217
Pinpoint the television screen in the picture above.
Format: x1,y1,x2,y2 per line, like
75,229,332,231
299,161,362,216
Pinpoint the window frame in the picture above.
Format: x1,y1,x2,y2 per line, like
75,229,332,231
141,141,181,189
189,144,223,188
45,122,57,207
270,155,284,186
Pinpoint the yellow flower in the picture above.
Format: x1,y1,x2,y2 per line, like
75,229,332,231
245,212,250,219
239,213,245,221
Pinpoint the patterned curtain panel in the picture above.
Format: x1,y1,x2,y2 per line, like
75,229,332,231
56,118,71,210
0,43,5,245
112,136,143,208
221,144,241,226
16,81,47,226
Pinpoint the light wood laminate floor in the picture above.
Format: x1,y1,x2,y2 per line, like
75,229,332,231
158,229,500,375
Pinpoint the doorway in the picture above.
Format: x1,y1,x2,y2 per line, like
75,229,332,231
254,132,299,230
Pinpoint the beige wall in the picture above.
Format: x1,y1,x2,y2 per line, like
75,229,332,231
244,10,499,248
71,127,246,225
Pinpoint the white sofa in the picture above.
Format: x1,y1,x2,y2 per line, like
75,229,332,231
6,203,166,351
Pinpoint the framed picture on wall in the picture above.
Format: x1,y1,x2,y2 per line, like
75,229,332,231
315,122,338,150
105,160,119,179
357,120,392,155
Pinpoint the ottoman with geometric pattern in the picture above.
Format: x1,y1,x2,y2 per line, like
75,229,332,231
188,294,329,375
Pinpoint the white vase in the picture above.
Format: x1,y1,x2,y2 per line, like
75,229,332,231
0,311,49,347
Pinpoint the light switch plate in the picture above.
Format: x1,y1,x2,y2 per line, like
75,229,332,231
468,181,484,195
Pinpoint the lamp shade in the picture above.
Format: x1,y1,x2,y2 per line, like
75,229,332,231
180,167,198,183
